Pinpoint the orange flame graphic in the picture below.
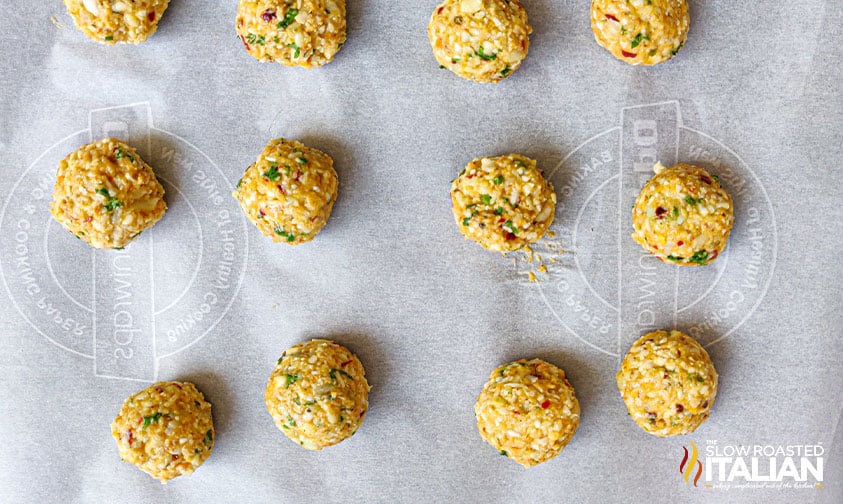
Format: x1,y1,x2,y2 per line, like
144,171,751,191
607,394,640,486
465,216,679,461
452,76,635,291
679,441,703,487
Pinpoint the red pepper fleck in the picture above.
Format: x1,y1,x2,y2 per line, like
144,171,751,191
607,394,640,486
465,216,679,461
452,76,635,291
259,208,266,217
700,175,713,185
521,40,527,51
497,217,505,223
467,172,477,179
622,50,637,58
513,410,520,415
294,170,301,181
172,454,180,460
663,373,668,379
677,350,682,356
541,400,550,409
437,6,444,14
240,35,250,50
710,250,718,259
128,430,134,445
276,184,286,194
605,14,619,22
655,206,666,219
261,9,277,22
84,216,93,222
677,240,684,246
652,244,658,250
676,404,684,413
147,12,156,22
701,400,709,408
341,360,352,367
504,232,517,241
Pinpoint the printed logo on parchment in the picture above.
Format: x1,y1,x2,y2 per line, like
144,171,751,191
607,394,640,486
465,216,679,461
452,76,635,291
525,101,777,355
0,103,248,382
677,440,824,490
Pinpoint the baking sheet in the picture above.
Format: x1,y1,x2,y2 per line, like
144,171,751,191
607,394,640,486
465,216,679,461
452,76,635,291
0,1,841,502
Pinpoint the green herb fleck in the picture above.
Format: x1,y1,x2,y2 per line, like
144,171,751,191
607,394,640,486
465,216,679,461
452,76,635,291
247,33,265,46
462,217,471,226
287,416,297,428
649,49,657,57
480,194,492,205
277,8,299,29
620,26,627,35
104,35,113,41
103,197,122,212
494,207,504,216
194,449,203,454
475,46,497,61
500,450,508,457
287,42,301,58
296,157,307,164
712,174,719,182
263,165,280,181
451,57,460,63
492,176,504,185
688,373,706,383
684,195,699,206
672,206,679,217
689,250,709,265
514,160,527,169
503,220,518,234
204,430,213,446
114,148,134,162
237,178,243,188
671,42,684,57
439,65,446,69
499,66,511,77
97,187,109,198
285,373,300,388
666,255,683,262
142,412,162,429
330,368,352,382
630,32,649,49
277,356,284,365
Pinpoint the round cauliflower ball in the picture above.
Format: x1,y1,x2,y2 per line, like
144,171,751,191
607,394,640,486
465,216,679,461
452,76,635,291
428,0,531,83
591,0,689,65
64,0,170,44
475,359,580,468
233,138,338,245
236,0,347,68
266,339,370,450
50,138,167,250
617,330,718,437
451,154,556,252
631,163,734,266
111,381,215,483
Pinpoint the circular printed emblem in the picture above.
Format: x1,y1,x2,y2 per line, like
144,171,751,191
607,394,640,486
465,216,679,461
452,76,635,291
0,103,248,381
522,101,777,356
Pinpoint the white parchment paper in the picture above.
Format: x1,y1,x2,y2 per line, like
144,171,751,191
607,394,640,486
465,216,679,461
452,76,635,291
1,1,841,502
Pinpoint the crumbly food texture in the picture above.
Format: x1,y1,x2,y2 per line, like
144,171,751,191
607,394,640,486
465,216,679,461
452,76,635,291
631,163,733,266
451,154,556,252
591,0,689,65
50,137,167,250
428,0,531,83
64,0,170,44
266,339,370,450
474,359,580,468
111,381,215,483
236,0,347,68
232,138,338,245
617,330,718,437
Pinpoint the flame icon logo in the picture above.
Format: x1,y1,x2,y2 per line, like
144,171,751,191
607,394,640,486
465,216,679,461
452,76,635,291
680,441,703,487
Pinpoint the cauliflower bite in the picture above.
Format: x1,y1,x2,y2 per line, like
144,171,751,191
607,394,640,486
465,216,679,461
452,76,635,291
233,138,338,245
51,137,167,250
591,0,689,65
64,0,170,44
631,162,734,266
617,330,718,437
266,339,370,450
111,381,214,483
428,0,531,83
236,0,347,68
451,154,556,252
475,359,580,467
